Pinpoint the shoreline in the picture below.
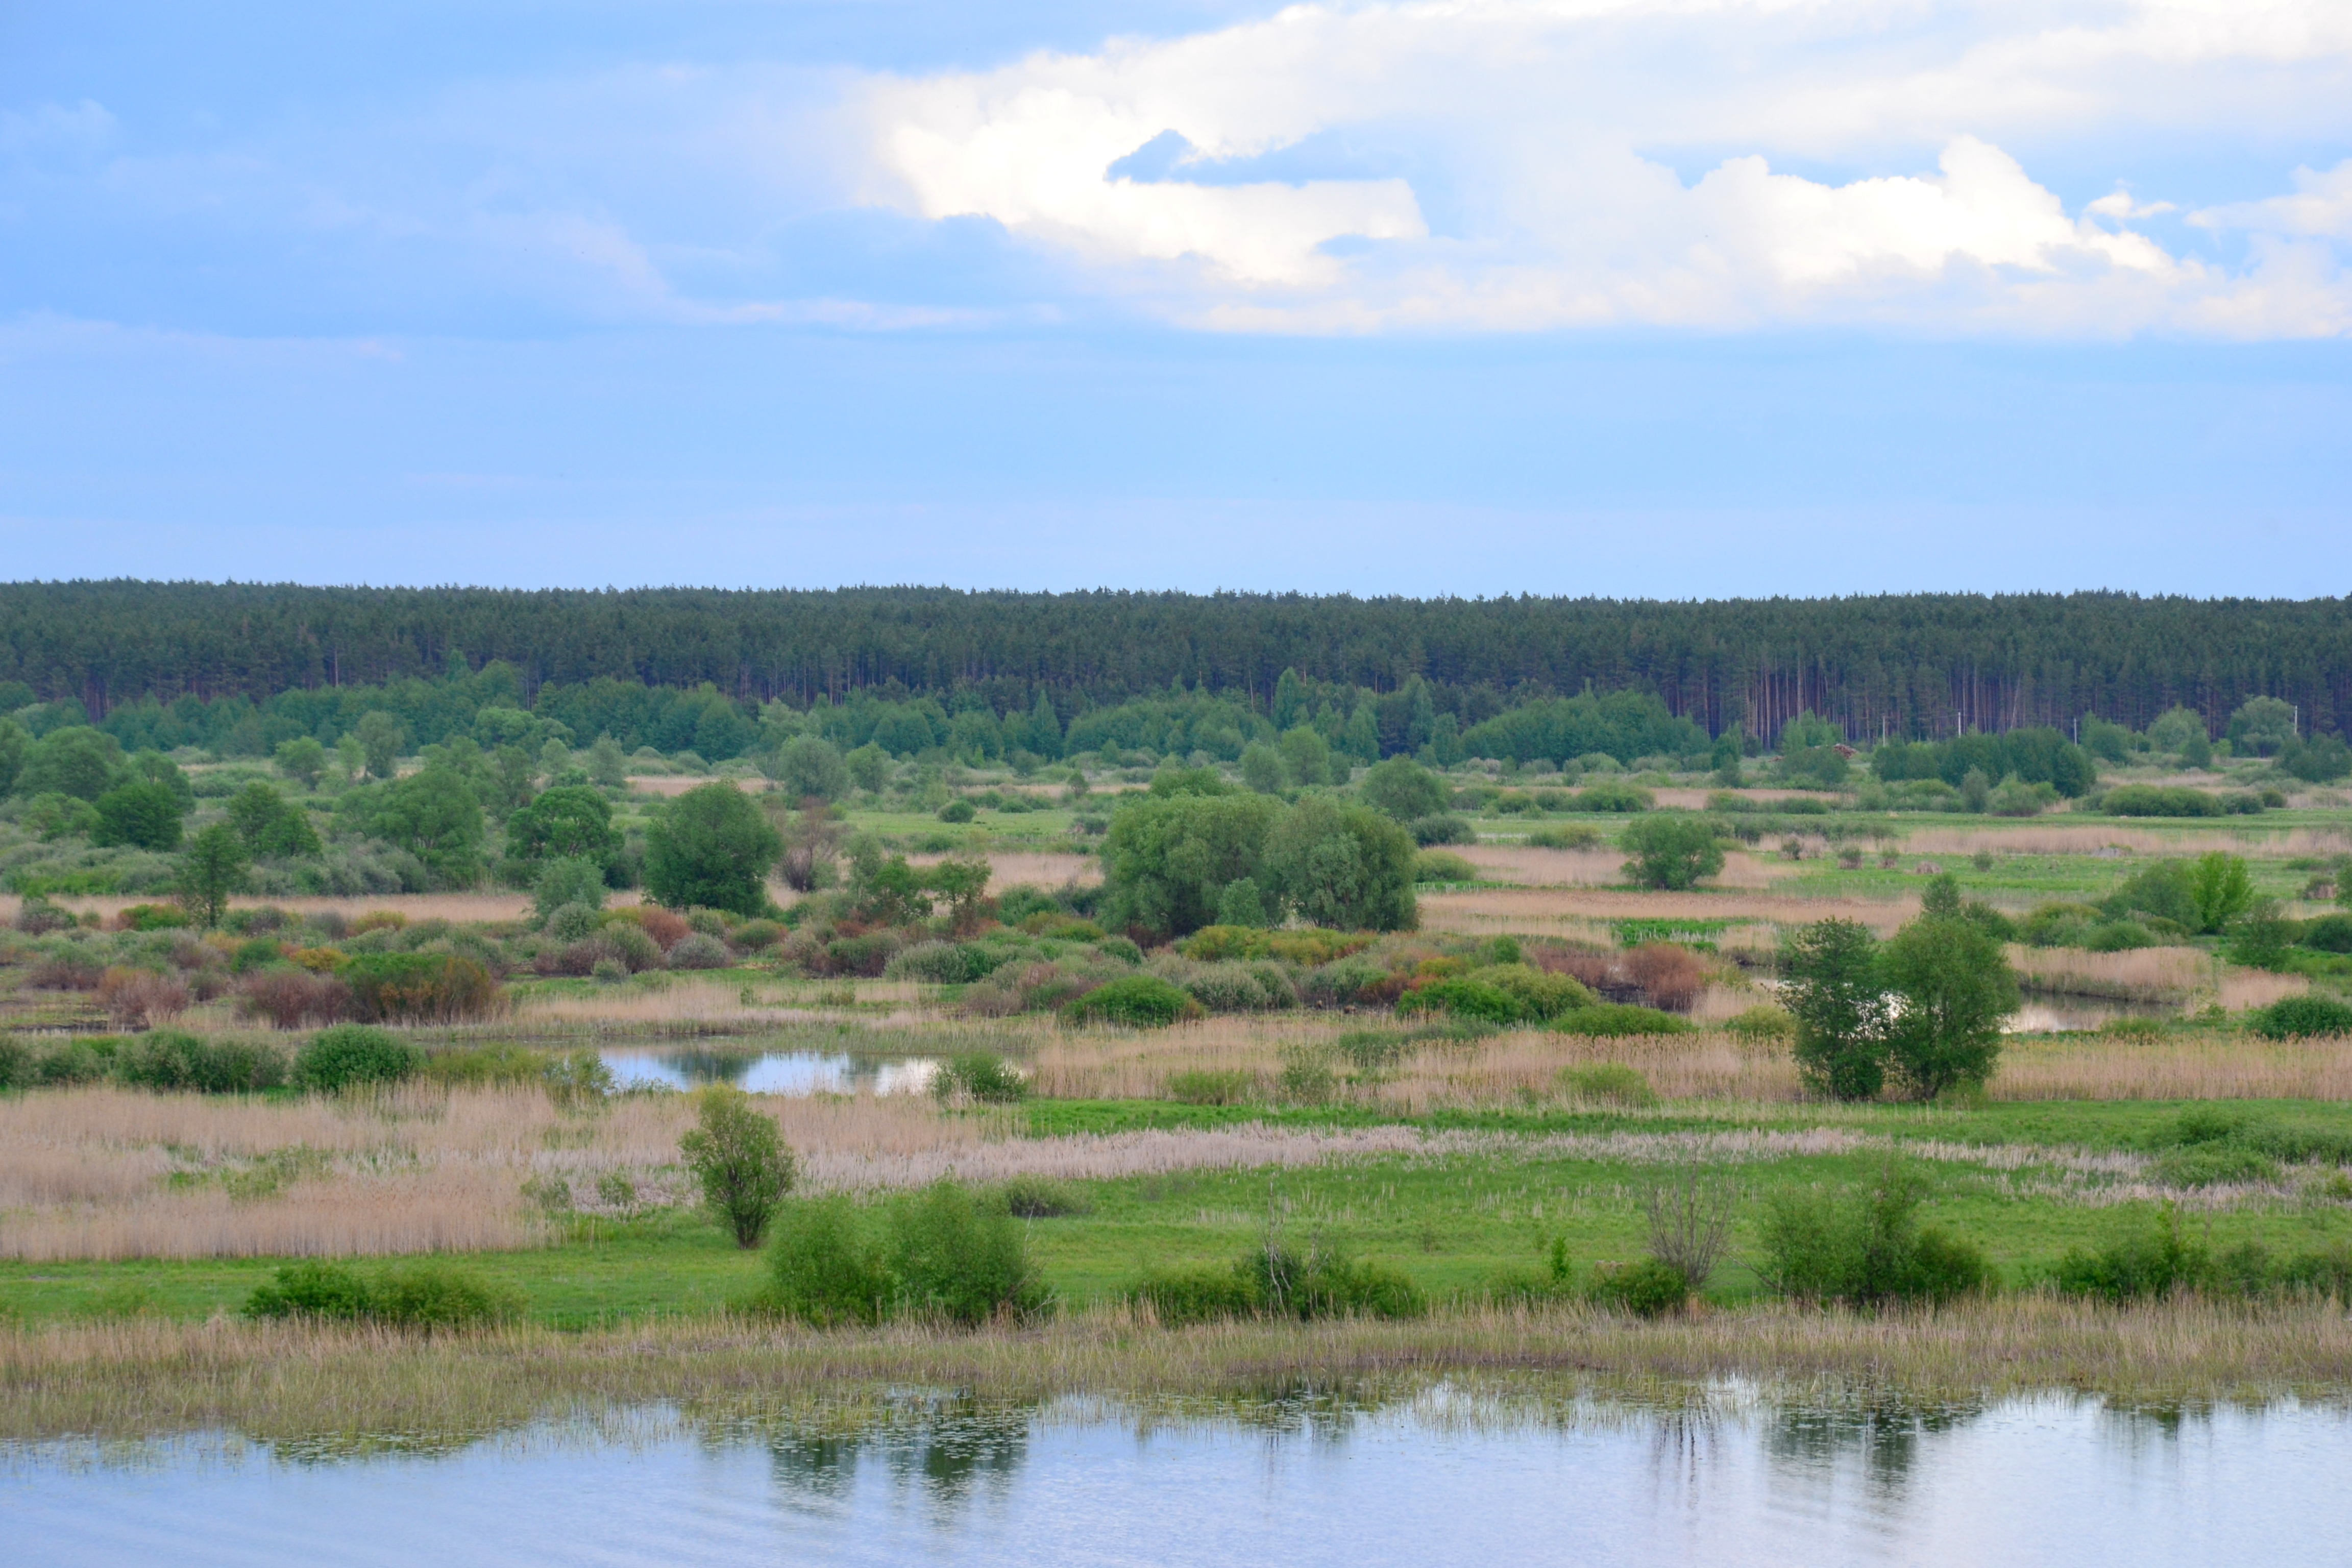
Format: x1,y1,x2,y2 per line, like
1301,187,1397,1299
8,1297,2350,1446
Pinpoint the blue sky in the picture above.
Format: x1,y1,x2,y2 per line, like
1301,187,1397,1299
3,1,2347,595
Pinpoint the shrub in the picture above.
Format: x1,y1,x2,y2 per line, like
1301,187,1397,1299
1242,1236,1425,1321
115,1030,287,1093
1409,814,1477,846
96,966,190,1029
1062,973,1202,1027
932,1052,1028,1104
244,1260,374,1321
341,952,501,1023
2249,994,2352,1039
1166,1068,1258,1105
679,1084,797,1247
2052,1205,2209,1301
1413,850,1478,883
543,902,601,943
370,1262,523,1329
1557,1063,1658,1106
731,918,783,951
644,782,782,916
1134,1265,1263,1326
13,897,81,935
2302,914,2352,955
1570,781,1654,814
887,941,1003,984
1619,813,1725,890
2102,785,2224,818
531,856,609,922
993,1175,1091,1218
1526,823,1603,850
890,1179,1049,1325
1168,959,1297,1013
295,1025,420,1091
1360,756,1450,822
763,1196,893,1326
1298,954,1391,1009
1725,1004,1794,1043
1549,1003,1690,1037
1590,1257,1688,1317
666,933,732,970
938,798,976,823
1758,1167,1990,1305
603,922,665,971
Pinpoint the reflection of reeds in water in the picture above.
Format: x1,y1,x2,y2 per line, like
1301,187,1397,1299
11,1295,2349,1446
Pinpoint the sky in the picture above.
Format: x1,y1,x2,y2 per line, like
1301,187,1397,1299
1,0,2347,597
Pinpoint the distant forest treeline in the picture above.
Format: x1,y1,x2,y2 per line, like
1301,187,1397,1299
3,582,2347,743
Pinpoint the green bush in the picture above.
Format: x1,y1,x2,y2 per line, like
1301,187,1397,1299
294,1025,420,1092
340,952,501,1023
2052,1205,2209,1301
992,1175,1092,1218
763,1196,893,1327
1061,974,1202,1027
1549,1003,1691,1037
1590,1256,1688,1317
1619,812,1724,890
1557,1063,1658,1106
1526,823,1603,850
2248,994,2352,1039
2302,914,2352,954
1133,1265,1262,1326
938,798,976,823
932,1052,1029,1103
888,940,1004,984
1165,1068,1258,1104
371,1262,523,1329
890,1179,1049,1326
244,1260,374,1320
1413,850,1478,884
1242,1238,1426,1321
1409,814,1477,846
679,1084,798,1247
1568,780,1654,813
2102,784,2224,818
1757,1168,1989,1305
115,1030,287,1094
243,1259,517,1329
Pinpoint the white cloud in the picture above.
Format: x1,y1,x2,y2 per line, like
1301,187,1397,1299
846,0,2352,333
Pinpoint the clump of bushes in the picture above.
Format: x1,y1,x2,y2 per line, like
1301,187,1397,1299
759,1180,1049,1327
2247,994,2352,1040
244,1258,522,1330
1134,1233,1425,1326
932,1052,1028,1104
1756,1167,1989,1305
1398,962,1594,1025
115,1030,287,1093
2053,1206,2352,1302
1061,973,1202,1027
294,1024,421,1092
1549,1003,1691,1037
341,952,502,1023
1556,1062,1657,1106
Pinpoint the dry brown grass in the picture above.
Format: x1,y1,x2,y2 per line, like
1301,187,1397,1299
8,1296,2350,1445
906,851,1100,892
1417,886,1915,940
2005,944,2221,1002
1898,825,2352,857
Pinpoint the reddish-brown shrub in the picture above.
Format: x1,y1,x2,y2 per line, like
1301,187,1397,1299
238,969,356,1030
1624,943,1707,1013
26,956,105,991
96,967,191,1029
620,906,691,950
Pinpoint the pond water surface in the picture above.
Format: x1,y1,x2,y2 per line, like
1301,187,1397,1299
599,1048,940,1095
8,1391,2346,1567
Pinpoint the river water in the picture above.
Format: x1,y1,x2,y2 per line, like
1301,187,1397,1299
8,1390,2346,1566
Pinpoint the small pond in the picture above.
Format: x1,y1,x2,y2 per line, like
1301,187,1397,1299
599,1047,941,1095
7,1390,2346,1566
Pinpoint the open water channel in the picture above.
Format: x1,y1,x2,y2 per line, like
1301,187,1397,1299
7,1390,2346,1566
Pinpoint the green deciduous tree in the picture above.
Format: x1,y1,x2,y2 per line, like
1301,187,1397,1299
361,765,486,887
275,737,327,788
176,822,251,929
1619,812,1726,891
767,734,850,802
678,1085,797,1247
1877,916,2019,1099
1781,919,1890,1102
1359,756,1448,823
1100,792,1283,938
645,782,781,916
2191,851,2256,934
1263,796,1417,932
1279,726,1335,787
2227,696,2297,757
353,710,405,779
0,716,24,795
1239,741,1286,794
503,785,621,872
17,726,123,801
227,781,322,858
91,779,185,849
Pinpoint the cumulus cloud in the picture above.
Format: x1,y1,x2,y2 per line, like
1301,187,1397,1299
846,0,2352,333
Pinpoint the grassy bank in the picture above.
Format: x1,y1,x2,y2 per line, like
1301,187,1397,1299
7,1297,2350,1447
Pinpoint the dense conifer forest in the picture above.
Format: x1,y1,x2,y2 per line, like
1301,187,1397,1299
2,582,2346,743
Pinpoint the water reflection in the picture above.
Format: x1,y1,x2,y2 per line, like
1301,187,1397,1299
601,1047,940,1095
11,1386,2352,1567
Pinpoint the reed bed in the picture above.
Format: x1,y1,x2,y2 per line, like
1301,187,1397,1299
2004,944,2221,1003
1898,825,2352,857
905,851,1101,892
8,1296,2350,1445
1417,887,1916,938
